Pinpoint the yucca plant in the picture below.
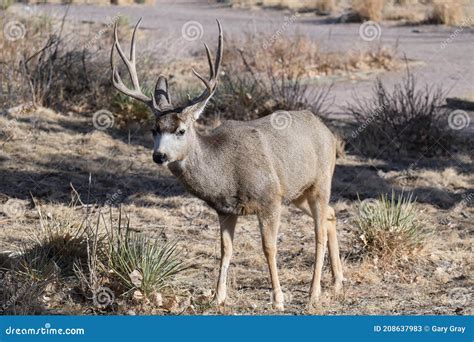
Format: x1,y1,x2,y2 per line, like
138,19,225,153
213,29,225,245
355,191,426,260
107,213,188,297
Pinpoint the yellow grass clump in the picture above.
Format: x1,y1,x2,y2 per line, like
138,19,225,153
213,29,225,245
351,0,384,21
429,0,465,26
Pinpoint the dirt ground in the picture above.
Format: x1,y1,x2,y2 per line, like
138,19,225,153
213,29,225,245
0,1,473,315
0,106,472,315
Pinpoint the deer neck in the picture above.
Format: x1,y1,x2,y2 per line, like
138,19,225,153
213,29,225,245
168,129,226,203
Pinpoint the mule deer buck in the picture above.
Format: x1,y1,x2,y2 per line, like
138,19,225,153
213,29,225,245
111,19,343,310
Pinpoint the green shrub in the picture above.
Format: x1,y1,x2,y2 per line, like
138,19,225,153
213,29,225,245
356,191,426,261
107,215,188,297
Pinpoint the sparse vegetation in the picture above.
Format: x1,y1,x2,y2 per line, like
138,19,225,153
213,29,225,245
345,66,455,158
0,196,187,314
355,192,426,262
202,33,397,123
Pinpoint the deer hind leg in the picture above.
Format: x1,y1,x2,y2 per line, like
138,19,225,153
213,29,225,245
292,197,343,294
215,213,238,306
257,204,284,311
326,206,343,294
306,190,329,306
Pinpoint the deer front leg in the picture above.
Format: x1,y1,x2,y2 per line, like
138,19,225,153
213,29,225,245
215,213,237,306
258,204,284,311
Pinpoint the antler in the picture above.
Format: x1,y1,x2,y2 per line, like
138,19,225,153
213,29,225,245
187,20,223,107
111,18,171,114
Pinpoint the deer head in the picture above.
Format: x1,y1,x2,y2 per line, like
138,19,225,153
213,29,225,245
111,18,223,165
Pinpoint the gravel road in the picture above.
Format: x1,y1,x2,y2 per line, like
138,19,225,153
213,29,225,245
12,0,474,116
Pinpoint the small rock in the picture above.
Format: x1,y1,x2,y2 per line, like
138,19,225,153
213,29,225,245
126,310,136,316
434,267,449,283
202,289,213,297
163,295,179,312
152,291,163,307
129,270,143,288
132,290,144,303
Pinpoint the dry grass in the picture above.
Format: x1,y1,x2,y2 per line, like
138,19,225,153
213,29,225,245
228,0,474,26
1,106,472,315
1,14,399,130
0,195,188,314
351,0,384,21
428,0,465,25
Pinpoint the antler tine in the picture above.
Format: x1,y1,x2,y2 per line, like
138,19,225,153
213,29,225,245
188,19,224,106
214,19,223,77
111,19,157,109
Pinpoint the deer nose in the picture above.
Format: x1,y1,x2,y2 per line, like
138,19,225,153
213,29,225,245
153,152,168,164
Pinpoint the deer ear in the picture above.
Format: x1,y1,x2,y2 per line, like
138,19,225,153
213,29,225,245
154,75,172,114
180,101,208,121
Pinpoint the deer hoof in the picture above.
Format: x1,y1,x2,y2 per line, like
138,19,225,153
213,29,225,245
273,302,285,311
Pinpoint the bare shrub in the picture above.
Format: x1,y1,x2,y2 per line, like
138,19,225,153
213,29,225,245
20,26,109,111
0,14,112,111
200,33,400,123
355,191,426,262
207,51,333,123
344,67,455,158
351,0,384,21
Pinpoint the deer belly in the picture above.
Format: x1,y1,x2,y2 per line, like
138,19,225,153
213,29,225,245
206,196,261,216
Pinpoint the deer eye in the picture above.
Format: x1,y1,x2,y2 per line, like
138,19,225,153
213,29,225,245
176,129,186,136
